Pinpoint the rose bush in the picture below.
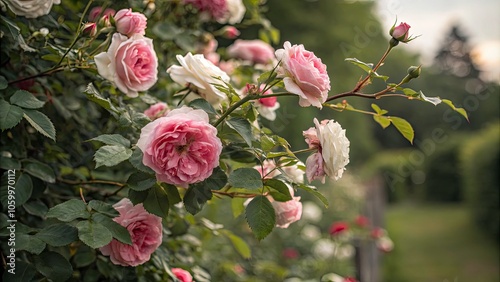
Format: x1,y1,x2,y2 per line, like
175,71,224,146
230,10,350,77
0,0,469,281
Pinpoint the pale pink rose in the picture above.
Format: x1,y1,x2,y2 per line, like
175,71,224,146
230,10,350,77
275,41,330,109
183,0,245,24
253,159,304,183
114,9,147,37
167,53,230,105
95,33,158,97
99,198,162,267
144,102,169,120
376,236,394,253
171,268,193,282
270,185,302,228
88,7,115,22
5,0,61,18
390,22,411,42
303,118,350,182
227,40,275,64
221,0,246,24
136,107,223,186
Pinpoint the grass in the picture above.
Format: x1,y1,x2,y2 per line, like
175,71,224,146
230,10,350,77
382,203,499,282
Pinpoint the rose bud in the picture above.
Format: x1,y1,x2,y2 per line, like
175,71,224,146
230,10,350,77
82,22,97,37
407,65,421,78
221,26,240,39
389,21,418,44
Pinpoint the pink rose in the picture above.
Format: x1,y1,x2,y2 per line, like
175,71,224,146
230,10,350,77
183,0,227,21
271,185,302,228
242,84,280,120
390,22,411,42
144,102,169,120
114,9,148,37
99,198,163,267
171,268,193,282
88,7,115,22
227,39,275,64
136,107,223,186
305,152,325,183
95,33,158,97
275,41,330,108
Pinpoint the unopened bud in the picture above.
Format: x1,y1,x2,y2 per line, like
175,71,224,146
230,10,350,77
407,65,421,78
221,26,240,39
82,22,97,37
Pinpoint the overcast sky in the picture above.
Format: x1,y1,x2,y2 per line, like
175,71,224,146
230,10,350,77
375,0,500,81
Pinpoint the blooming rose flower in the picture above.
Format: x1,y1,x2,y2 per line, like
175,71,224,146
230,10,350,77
227,40,275,64
5,0,61,18
329,221,349,236
183,0,245,24
88,6,115,22
95,33,158,97
137,107,223,186
99,198,162,267
275,41,330,109
144,102,169,120
167,53,230,105
390,22,413,43
114,9,147,37
303,118,350,182
171,268,193,282
376,236,394,253
271,185,302,228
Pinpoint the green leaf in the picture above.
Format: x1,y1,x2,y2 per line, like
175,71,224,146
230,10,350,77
16,234,46,254
143,184,170,218
0,76,7,90
260,134,277,151
390,116,414,144
228,168,263,189
23,200,48,218
183,184,213,215
257,70,278,86
221,230,252,259
46,199,90,222
14,173,32,207
84,83,119,115
41,54,62,63
94,145,133,168
88,200,119,217
297,183,329,208
0,156,21,170
152,21,181,40
35,251,73,282
403,88,419,97
199,167,227,190
373,115,391,129
163,183,181,205
245,195,275,240
231,197,246,218
265,179,292,202
371,103,388,115
128,189,149,205
2,261,36,282
89,134,130,147
35,223,78,246
226,117,254,146
0,99,23,130
188,98,217,115
23,109,56,141
129,148,155,173
77,220,113,249
22,159,56,183
92,213,132,245
442,99,469,121
345,58,374,72
72,246,96,268
127,171,157,191
10,90,45,109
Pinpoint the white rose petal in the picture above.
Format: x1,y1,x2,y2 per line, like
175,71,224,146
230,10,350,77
5,0,61,18
315,118,350,180
218,0,246,24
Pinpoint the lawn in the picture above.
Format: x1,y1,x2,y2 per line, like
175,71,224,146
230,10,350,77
382,203,499,282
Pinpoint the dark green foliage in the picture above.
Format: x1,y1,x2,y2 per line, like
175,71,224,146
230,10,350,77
460,123,500,241
423,135,467,202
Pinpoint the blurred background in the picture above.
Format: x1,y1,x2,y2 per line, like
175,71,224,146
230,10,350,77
203,0,499,281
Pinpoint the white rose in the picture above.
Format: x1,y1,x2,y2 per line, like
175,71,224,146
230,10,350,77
218,0,245,24
255,101,280,121
312,118,350,181
5,0,60,18
167,53,230,106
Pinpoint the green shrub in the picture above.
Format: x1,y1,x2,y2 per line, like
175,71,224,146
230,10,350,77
460,122,500,241
422,135,468,202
